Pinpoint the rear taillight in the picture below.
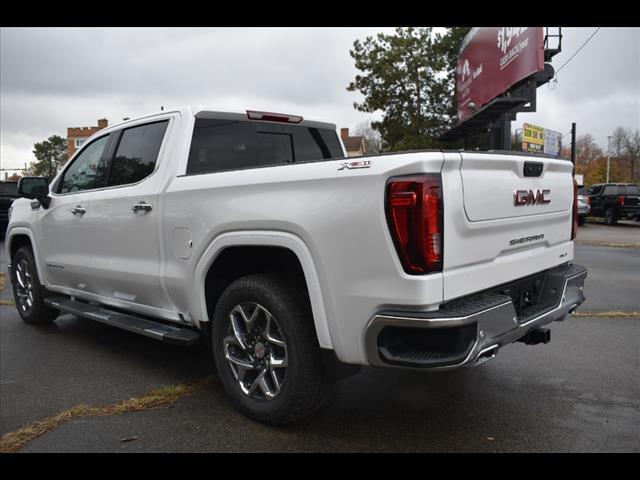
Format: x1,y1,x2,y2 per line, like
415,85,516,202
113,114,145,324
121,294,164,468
619,195,625,206
587,196,591,205
386,175,443,274
572,178,579,240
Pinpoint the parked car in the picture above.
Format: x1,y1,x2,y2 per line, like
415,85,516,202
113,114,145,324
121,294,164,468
587,183,640,225
5,107,587,424
577,187,590,225
0,180,20,238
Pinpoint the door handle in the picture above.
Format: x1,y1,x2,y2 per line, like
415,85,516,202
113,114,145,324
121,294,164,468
71,205,86,215
131,202,153,213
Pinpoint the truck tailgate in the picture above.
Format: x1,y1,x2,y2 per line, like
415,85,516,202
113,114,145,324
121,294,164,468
460,153,572,221
441,151,575,301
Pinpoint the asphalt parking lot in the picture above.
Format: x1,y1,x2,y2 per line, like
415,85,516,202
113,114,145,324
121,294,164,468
1,223,639,453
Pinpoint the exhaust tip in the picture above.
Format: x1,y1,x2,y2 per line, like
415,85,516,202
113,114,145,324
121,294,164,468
475,345,499,365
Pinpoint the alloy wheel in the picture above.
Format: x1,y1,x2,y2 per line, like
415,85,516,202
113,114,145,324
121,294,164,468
14,258,35,313
222,302,288,401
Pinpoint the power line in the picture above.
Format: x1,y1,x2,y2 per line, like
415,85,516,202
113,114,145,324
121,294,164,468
555,28,601,77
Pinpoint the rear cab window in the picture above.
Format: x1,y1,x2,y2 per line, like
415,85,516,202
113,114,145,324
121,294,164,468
623,185,640,195
186,118,343,175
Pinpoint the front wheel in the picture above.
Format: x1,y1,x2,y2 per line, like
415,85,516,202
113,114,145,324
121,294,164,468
10,246,59,324
211,273,330,424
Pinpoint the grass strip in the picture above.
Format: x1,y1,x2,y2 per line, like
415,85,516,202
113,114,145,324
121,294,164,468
572,311,640,318
0,377,213,453
575,240,640,249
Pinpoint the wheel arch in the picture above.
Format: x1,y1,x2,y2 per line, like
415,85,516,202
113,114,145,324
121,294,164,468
193,231,332,349
6,228,46,284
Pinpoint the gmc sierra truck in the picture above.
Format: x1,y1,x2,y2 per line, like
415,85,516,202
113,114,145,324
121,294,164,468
6,106,587,424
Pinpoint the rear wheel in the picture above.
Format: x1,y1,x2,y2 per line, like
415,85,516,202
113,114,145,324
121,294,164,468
11,246,59,324
211,273,330,424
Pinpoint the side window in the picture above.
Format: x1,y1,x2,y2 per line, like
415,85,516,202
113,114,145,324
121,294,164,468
186,120,292,175
59,135,110,194
186,118,344,175
108,121,168,187
602,186,617,196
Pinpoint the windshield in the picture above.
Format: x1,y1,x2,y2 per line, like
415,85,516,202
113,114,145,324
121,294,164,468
0,182,19,197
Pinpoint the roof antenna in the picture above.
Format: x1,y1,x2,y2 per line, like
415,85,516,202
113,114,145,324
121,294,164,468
161,106,164,111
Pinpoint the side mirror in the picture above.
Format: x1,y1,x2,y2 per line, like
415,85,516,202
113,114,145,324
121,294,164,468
18,176,51,208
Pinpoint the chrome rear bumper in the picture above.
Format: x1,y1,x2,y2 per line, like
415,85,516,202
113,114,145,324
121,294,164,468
365,263,587,370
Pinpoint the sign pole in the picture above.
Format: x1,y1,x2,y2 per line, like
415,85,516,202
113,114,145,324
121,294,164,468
606,135,612,183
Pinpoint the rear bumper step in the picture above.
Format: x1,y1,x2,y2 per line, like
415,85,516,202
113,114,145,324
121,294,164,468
44,297,201,346
365,262,587,370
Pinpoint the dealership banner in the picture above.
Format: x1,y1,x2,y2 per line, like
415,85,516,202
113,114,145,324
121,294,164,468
523,123,545,153
543,128,562,157
456,27,545,123
522,123,562,157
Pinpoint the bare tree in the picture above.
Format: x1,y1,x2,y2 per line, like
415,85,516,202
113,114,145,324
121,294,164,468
610,126,627,158
610,127,640,183
575,133,603,168
623,129,640,183
353,120,383,155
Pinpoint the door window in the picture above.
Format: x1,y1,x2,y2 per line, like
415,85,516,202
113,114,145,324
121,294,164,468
59,135,111,193
108,121,169,187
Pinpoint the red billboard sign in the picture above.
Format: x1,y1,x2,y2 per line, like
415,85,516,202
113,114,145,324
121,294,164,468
456,27,545,123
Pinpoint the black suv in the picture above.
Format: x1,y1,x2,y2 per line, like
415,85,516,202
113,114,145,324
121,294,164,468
587,183,640,225
0,180,20,238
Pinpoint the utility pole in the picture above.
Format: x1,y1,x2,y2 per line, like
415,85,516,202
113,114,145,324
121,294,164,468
514,128,523,151
570,123,576,165
606,135,612,183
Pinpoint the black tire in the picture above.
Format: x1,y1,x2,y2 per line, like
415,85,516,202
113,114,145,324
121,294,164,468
10,246,59,324
578,215,586,226
211,273,330,424
605,208,618,225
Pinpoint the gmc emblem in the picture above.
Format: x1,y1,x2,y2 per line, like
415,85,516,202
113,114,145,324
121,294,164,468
514,189,551,206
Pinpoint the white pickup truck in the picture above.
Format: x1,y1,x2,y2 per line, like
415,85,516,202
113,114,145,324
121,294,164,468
6,106,587,424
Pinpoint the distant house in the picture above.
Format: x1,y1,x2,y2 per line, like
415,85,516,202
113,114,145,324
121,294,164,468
67,118,108,159
340,128,367,157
